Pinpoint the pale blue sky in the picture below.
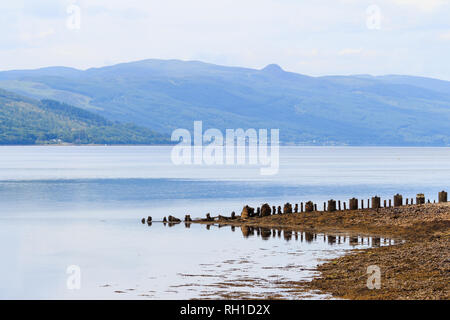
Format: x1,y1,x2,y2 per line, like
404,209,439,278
1,0,450,80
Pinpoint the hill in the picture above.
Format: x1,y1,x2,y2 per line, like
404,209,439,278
1,59,449,145
0,89,170,145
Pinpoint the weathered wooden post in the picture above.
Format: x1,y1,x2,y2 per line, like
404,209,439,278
314,204,317,211
277,206,282,215
283,202,293,214
323,202,326,211
294,203,298,213
301,202,304,213
272,206,276,215
256,207,261,216
141,218,145,224
343,202,347,210
305,201,314,212
372,196,381,209
406,198,409,205
384,199,387,207
416,193,425,204
410,198,413,205
361,199,364,209
261,203,271,217
367,199,370,208
328,199,337,212
389,199,392,207
231,211,236,219
394,194,403,207
184,214,192,222
438,190,447,203
349,198,358,210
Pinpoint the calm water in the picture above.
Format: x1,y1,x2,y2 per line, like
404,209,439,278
0,146,449,299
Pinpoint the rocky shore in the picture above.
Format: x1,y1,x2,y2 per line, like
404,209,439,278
144,197,449,300
198,202,450,300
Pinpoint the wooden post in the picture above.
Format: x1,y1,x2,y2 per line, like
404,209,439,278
416,194,425,204
438,190,448,203
367,199,370,208
349,198,358,210
328,199,337,212
406,198,409,205
343,202,347,210
372,196,381,209
294,203,298,213
323,202,326,211
384,199,387,207
314,204,317,211
361,199,364,209
305,201,314,212
338,200,341,211
389,199,392,207
394,194,403,207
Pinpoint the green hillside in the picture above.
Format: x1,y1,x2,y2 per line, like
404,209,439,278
0,89,170,145
1,60,450,145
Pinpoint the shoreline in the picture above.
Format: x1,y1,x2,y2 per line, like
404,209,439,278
189,202,450,300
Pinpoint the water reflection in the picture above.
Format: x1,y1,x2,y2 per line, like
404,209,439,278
153,222,397,247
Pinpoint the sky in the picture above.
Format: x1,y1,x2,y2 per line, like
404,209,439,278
1,0,450,80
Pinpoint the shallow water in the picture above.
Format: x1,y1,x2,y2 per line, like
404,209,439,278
0,146,448,299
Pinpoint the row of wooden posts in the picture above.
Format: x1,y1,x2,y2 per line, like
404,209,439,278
259,190,448,214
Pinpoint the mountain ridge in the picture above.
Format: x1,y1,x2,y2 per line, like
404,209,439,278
0,59,449,146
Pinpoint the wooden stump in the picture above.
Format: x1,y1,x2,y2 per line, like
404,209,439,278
327,199,337,212
372,196,381,209
438,190,447,203
305,201,314,212
394,194,403,207
349,198,358,210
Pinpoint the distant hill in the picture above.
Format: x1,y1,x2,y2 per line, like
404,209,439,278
1,59,450,145
0,89,170,145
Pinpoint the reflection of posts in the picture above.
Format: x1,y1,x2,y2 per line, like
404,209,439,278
260,228,271,240
283,230,292,241
349,236,358,246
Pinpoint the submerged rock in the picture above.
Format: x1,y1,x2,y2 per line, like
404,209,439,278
168,215,181,223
